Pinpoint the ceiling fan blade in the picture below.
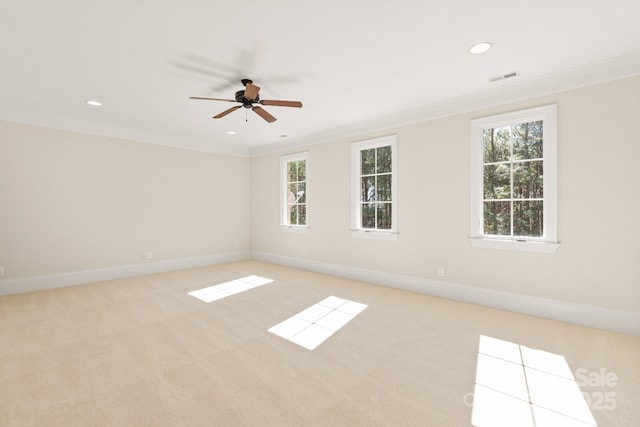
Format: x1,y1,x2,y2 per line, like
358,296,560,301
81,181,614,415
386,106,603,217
190,96,237,102
244,83,260,100
260,100,303,108
252,106,277,123
213,105,242,119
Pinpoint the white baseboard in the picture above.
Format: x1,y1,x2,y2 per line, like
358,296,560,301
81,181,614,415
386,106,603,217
0,251,251,296
3,250,637,336
251,251,640,336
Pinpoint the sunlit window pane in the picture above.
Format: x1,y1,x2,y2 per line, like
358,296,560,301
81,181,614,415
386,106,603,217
296,159,306,181
361,149,375,175
376,145,392,173
376,175,392,201
484,201,511,236
361,177,375,202
513,161,543,199
513,200,543,237
483,127,511,163
376,203,392,229
512,120,543,160
484,164,511,200
361,204,376,228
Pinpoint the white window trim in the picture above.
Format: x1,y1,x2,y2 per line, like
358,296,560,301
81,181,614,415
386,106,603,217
280,152,310,231
350,135,398,240
469,105,558,253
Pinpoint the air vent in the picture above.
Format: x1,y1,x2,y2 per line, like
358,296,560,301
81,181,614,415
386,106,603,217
489,71,519,82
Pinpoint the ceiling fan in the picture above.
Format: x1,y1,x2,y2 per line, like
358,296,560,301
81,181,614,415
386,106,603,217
190,79,302,123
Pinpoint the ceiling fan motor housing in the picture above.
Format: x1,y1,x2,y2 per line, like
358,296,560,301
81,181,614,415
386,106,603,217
235,90,259,107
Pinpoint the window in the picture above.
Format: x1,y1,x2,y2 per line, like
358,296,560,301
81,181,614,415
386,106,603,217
351,135,397,238
470,105,558,253
280,152,308,229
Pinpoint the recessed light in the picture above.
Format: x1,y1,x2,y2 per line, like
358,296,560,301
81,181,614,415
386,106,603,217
86,100,102,107
226,130,237,135
469,42,492,54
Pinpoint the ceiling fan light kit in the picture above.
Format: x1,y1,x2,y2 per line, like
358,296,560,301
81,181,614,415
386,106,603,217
190,79,302,123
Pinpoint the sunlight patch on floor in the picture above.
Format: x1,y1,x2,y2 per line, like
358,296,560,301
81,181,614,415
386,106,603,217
187,275,273,303
471,335,597,427
268,296,367,350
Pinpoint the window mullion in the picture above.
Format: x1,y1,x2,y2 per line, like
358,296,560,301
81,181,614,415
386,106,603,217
374,148,378,229
509,128,515,238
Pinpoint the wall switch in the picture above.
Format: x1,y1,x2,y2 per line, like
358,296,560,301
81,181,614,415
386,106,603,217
437,267,445,277
146,252,153,260
0,266,4,276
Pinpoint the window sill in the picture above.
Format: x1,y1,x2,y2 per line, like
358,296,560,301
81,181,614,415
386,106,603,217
469,237,559,253
351,230,398,240
280,226,310,234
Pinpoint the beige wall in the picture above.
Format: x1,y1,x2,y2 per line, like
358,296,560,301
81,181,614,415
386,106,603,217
0,122,251,280
251,76,640,313
2,77,638,314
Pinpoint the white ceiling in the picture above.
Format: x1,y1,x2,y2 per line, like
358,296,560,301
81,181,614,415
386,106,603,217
2,1,640,156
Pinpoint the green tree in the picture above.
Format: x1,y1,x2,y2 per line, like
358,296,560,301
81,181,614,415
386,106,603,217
482,121,544,237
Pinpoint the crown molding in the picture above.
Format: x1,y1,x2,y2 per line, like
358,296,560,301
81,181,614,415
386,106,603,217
251,51,640,157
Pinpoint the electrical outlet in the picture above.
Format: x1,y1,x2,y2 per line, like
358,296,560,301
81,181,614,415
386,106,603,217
437,267,445,277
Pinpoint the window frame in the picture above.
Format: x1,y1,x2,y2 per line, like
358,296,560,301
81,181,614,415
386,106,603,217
350,135,398,239
280,152,309,231
469,105,558,253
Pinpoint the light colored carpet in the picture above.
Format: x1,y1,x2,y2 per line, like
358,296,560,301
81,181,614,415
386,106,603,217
1,261,638,426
